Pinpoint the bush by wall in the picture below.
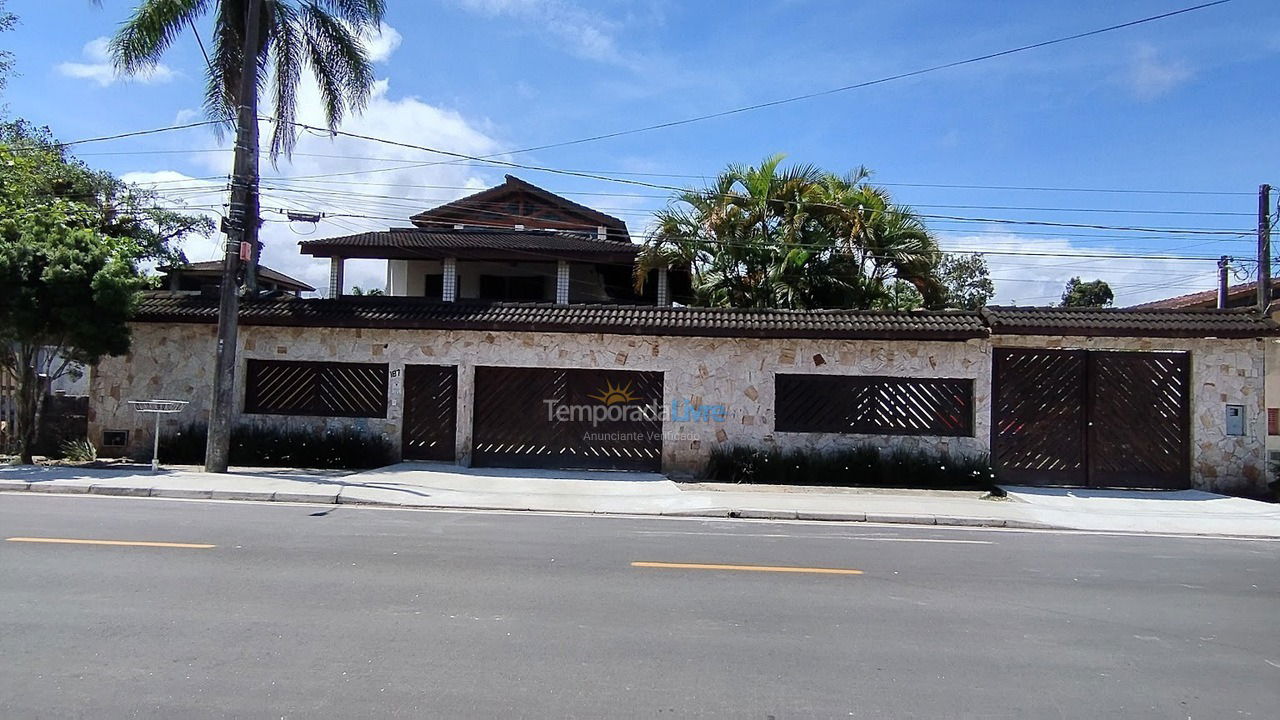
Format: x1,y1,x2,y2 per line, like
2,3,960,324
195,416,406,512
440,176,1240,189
157,422,397,470
704,444,996,491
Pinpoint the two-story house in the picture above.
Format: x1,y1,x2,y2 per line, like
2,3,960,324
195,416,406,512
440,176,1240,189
299,175,680,304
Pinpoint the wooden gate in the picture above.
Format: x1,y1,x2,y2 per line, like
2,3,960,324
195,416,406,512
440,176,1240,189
471,367,663,471
401,365,457,461
992,349,1190,489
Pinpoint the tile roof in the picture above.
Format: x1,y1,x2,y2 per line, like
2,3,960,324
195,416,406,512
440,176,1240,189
982,306,1279,337
409,175,629,236
1128,279,1280,309
168,261,316,292
132,295,1279,340
133,294,988,340
298,228,641,262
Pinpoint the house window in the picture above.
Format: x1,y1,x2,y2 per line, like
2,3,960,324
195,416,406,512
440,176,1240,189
478,274,547,302
244,360,388,418
102,430,129,448
423,274,443,299
775,374,974,437
1268,408,1279,436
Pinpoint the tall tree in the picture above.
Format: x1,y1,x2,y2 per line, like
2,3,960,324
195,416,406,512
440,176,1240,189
637,156,946,310
0,122,210,463
1060,277,1114,307
0,0,16,109
937,253,995,309
109,0,385,157
106,0,386,470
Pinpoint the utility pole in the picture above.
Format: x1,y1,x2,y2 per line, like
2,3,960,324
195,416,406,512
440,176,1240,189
206,0,262,473
1258,184,1272,312
1217,256,1230,309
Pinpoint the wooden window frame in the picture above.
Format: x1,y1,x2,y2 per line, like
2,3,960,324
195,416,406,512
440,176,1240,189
775,373,975,437
244,359,389,418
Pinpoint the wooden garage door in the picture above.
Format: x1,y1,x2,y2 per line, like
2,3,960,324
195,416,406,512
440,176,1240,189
471,367,663,471
992,349,1190,489
401,365,457,461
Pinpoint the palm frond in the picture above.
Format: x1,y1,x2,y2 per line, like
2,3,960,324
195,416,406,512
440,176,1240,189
110,0,212,74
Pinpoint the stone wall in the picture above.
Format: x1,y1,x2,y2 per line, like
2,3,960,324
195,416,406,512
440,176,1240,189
86,323,1268,492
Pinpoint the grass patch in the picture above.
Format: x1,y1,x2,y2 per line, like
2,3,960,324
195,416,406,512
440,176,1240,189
158,422,396,470
704,444,995,491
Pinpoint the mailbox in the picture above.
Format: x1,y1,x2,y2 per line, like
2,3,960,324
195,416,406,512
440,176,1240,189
1225,405,1245,436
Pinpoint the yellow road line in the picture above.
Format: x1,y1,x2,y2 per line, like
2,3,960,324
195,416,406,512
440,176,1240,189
631,561,862,575
6,537,215,549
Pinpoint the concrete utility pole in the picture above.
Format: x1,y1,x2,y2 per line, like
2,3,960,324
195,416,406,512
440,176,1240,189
1217,256,1230,309
206,0,262,473
1258,184,1272,312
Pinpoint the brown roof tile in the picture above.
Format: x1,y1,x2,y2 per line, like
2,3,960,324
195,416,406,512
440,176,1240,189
982,306,1279,337
298,228,640,262
133,294,988,340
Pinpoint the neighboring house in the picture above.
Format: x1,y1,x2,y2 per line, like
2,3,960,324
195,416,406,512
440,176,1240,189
1130,279,1280,310
162,261,315,297
299,175,683,303
82,179,1280,495
1134,280,1280,472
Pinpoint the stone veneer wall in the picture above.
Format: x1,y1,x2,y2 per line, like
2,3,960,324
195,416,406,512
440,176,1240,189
994,335,1267,493
88,323,992,474
87,323,1267,492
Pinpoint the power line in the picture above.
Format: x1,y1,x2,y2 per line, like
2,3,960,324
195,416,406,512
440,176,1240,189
462,1,1236,157
115,150,1257,199
268,121,1256,237
254,177,1256,216
3,120,223,153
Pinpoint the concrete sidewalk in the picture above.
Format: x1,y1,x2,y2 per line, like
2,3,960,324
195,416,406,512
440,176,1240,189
1,462,1277,538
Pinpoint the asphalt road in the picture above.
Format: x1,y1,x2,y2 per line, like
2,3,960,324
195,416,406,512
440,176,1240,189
0,494,1277,719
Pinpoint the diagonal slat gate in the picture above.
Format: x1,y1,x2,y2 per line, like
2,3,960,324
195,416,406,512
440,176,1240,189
1087,351,1190,489
472,367,663,471
992,349,1088,486
401,365,457,461
992,348,1190,489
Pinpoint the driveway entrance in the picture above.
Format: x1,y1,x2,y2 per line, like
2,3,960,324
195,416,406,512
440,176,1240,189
471,366,663,471
992,348,1190,489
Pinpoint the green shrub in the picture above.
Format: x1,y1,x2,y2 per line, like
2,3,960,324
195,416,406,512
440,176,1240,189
704,444,995,490
59,438,98,462
159,422,396,470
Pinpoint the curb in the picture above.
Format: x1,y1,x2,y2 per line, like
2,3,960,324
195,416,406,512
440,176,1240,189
4,483,1272,538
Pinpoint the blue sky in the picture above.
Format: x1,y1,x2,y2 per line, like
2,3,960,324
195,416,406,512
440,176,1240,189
3,0,1279,303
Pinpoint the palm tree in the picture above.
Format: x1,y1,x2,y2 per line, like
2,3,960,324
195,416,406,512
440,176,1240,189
109,0,386,158
638,155,946,310
103,0,386,472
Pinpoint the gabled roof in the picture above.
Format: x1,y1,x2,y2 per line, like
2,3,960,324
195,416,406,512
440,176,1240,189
982,306,1277,338
1129,279,1280,310
409,175,630,239
165,260,315,292
298,228,639,262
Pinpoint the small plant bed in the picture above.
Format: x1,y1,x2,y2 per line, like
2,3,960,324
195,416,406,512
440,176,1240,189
159,422,396,470
704,445,997,492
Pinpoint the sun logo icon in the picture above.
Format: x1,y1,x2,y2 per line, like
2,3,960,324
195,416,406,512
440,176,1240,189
588,380,642,406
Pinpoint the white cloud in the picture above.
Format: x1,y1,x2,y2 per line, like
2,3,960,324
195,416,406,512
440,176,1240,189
131,24,505,296
174,108,201,124
943,233,1221,307
359,22,402,63
450,0,622,63
1123,44,1192,101
58,37,177,87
